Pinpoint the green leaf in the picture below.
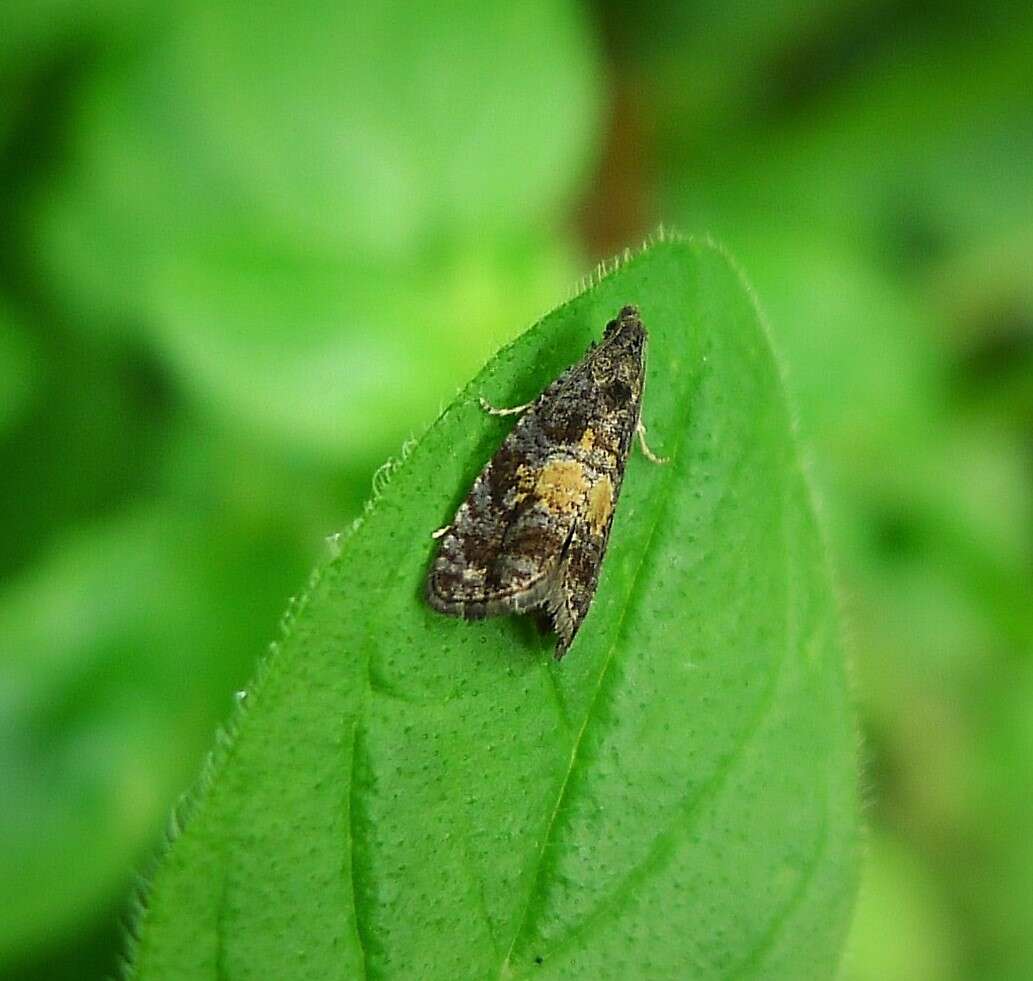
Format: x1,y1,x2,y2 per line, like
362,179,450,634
129,239,859,979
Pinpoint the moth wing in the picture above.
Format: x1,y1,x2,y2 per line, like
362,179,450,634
427,496,576,619
426,414,579,619
544,506,614,657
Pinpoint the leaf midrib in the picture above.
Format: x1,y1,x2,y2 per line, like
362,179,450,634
497,349,698,975
514,446,799,968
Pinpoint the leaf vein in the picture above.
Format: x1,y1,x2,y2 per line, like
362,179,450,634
728,794,831,979
524,444,799,962
498,388,696,974
346,722,370,980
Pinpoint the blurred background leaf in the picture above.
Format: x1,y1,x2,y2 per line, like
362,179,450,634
0,506,304,959
36,0,602,460
0,302,39,435
1,0,1030,978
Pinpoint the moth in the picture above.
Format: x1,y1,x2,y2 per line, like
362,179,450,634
426,304,664,659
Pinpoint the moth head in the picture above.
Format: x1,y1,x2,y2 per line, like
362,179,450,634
603,304,641,340
600,306,647,368
593,306,647,390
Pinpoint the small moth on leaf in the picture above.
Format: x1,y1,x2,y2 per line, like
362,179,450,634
426,305,664,658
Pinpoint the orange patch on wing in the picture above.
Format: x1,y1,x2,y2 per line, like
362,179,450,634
587,474,614,532
535,459,590,512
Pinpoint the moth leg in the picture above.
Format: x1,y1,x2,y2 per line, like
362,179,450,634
431,524,451,540
636,420,668,465
478,395,534,417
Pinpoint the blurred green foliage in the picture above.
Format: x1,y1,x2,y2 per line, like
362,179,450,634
0,0,1030,978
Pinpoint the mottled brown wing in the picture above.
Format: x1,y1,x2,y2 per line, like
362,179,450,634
426,377,578,620
544,505,616,655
